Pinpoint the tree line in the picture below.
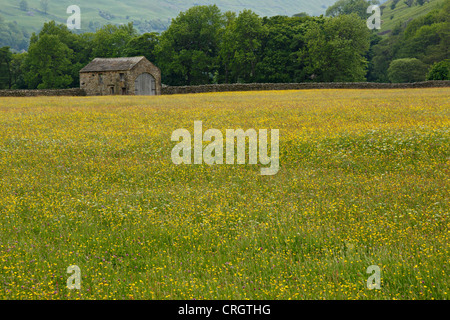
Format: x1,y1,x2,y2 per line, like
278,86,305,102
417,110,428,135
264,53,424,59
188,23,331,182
0,0,448,90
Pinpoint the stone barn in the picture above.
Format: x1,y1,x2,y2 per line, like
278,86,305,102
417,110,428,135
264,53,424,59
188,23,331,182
79,56,161,96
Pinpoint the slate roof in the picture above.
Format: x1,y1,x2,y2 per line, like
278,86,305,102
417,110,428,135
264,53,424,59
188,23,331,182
79,56,146,73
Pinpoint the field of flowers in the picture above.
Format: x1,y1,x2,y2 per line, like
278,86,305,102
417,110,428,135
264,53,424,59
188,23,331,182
0,88,449,300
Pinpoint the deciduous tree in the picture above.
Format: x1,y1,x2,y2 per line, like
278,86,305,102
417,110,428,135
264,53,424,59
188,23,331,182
24,34,73,89
299,14,371,82
157,5,225,85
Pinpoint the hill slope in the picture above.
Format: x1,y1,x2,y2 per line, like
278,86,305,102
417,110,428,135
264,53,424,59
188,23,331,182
0,0,336,35
379,0,446,35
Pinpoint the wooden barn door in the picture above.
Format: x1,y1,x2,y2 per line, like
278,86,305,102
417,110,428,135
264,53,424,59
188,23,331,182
134,73,156,95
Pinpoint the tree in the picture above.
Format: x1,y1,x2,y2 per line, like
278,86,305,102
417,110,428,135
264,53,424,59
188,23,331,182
24,34,73,89
34,21,93,88
157,5,226,85
299,14,371,82
91,23,137,58
0,46,12,89
19,0,28,12
391,0,400,10
0,15,29,52
219,10,267,83
404,0,414,7
293,12,309,17
40,0,49,14
387,58,428,82
10,52,28,89
326,0,380,19
215,11,236,83
254,15,312,83
124,32,160,63
427,60,449,80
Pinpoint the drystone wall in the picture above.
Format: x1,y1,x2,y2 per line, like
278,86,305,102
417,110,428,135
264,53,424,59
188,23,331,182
0,88,86,97
161,81,450,95
0,81,448,97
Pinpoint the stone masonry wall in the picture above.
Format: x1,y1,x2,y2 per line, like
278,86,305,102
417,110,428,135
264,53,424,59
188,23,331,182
80,59,162,96
129,60,162,96
0,88,86,97
80,71,126,96
0,81,448,97
161,81,450,95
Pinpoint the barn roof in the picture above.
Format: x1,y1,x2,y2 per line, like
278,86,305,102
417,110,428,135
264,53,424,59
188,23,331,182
79,56,146,73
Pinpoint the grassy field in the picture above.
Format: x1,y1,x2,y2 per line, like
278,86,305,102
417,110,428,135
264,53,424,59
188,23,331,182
0,88,449,300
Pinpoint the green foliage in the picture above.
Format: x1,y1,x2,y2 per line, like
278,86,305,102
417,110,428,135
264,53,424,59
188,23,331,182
0,47,12,89
25,34,73,89
398,2,450,64
0,16,29,52
300,13,371,82
255,15,313,83
91,23,137,58
365,34,382,82
367,32,401,82
124,33,160,63
368,1,449,82
10,52,28,89
0,0,338,42
4,1,447,89
427,59,450,80
156,5,226,86
379,0,445,35
391,0,401,10
0,47,28,89
387,58,429,82
293,12,310,17
218,10,267,83
325,0,380,19
29,21,93,88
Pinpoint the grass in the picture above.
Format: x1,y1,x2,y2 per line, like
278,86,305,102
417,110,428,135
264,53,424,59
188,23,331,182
0,88,449,300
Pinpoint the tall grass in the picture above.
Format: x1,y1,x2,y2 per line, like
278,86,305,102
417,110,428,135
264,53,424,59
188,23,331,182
0,88,448,299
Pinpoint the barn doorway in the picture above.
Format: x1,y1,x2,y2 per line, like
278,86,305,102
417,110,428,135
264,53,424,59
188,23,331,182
134,73,156,95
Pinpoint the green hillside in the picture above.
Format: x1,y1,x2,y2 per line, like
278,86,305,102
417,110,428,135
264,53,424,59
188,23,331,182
379,0,447,35
0,0,336,35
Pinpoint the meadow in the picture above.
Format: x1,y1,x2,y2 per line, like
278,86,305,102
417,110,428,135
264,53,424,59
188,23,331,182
0,88,448,300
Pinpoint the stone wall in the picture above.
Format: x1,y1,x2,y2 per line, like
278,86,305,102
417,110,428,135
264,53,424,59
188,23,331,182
0,88,86,97
161,80,450,95
80,71,124,96
0,81,448,97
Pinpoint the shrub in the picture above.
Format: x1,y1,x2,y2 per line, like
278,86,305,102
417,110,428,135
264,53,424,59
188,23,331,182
427,60,450,80
388,58,429,83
